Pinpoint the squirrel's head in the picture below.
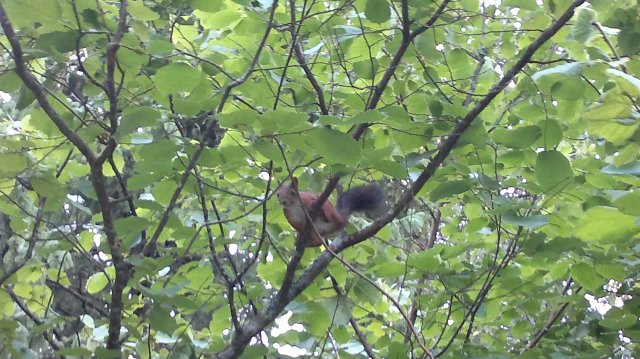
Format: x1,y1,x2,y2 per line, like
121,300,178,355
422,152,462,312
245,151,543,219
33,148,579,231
277,177,299,206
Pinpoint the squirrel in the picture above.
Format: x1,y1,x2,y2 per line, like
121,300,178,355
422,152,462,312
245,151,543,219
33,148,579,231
276,178,384,246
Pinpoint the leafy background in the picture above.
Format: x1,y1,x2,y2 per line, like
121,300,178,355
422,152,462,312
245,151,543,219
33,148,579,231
0,0,639,357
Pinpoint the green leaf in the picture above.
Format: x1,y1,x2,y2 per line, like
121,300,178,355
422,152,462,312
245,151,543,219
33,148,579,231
55,348,93,356
354,279,381,304
365,0,391,24
613,191,640,216
535,150,573,193
532,62,586,80
262,110,311,134
493,125,542,149
305,128,361,166
116,106,160,138
371,159,408,178
0,153,27,177
428,101,443,116
0,70,22,92
618,29,640,56
576,206,640,242
502,210,548,228
219,109,259,128
600,308,637,329
570,8,595,43
601,161,640,175
607,69,640,96
198,9,243,29
408,249,442,272
128,1,160,20
154,63,205,95
430,180,472,201
594,264,626,282
34,31,81,55
321,296,353,326
538,119,563,148
551,77,586,101
571,262,603,292
114,216,150,248
353,59,378,79
86,272,110,294
149,304,179,334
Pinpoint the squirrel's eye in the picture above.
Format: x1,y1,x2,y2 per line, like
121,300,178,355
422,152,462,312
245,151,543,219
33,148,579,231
290,189,296,196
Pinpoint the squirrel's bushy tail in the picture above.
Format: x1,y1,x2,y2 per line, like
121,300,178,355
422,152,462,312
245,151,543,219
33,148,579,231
336,184,384,219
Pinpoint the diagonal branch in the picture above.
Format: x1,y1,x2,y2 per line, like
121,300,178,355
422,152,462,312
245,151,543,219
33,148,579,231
344,0,586,248
216,0,586,356
311,0,451,215
525,278,580,350
0,3,97,164
289,0,329,114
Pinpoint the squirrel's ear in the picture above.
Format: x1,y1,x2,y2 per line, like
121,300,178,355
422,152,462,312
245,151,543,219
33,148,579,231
291,177,299,189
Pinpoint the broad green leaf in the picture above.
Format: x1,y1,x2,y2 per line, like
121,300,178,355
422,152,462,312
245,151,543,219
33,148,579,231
262,110,311,134
535,150,573,193
34,31,81,55
576,206,640,242
0,153,27,177
149,305,178,334
116,106,160,138
365,0,391,24
321,296,353,326
31,175,67,210
601,161,640,175
86,272,110,294
493,125,542,149
607,69,640,96
538,119,563,148
372,159,408,178
502,210,548,228
594,264,626,282
55,348,93,356
600,308,637,329
253,139,282,160
219,109,260,128
613,191,640,216
0,70,22,92
154,63,205,95
570,8,595,43
408,249,442,272
114,217,150,248
430,180,472,201
353,59,378,79
532,62,586,81
128,1,160,20
571,262,603,292
618,29,640,56
305,128,361,166
551,77,586,101
197,9,243,29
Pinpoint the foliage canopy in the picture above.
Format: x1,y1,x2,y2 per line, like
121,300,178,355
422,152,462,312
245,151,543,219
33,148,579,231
0,0,639,358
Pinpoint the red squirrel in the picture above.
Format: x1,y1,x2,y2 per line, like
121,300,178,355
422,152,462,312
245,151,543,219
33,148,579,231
277,178,384,246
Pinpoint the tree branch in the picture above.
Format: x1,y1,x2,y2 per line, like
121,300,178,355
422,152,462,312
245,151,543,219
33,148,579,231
0,3,97,164
216,0,586,356
142,0,278,258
